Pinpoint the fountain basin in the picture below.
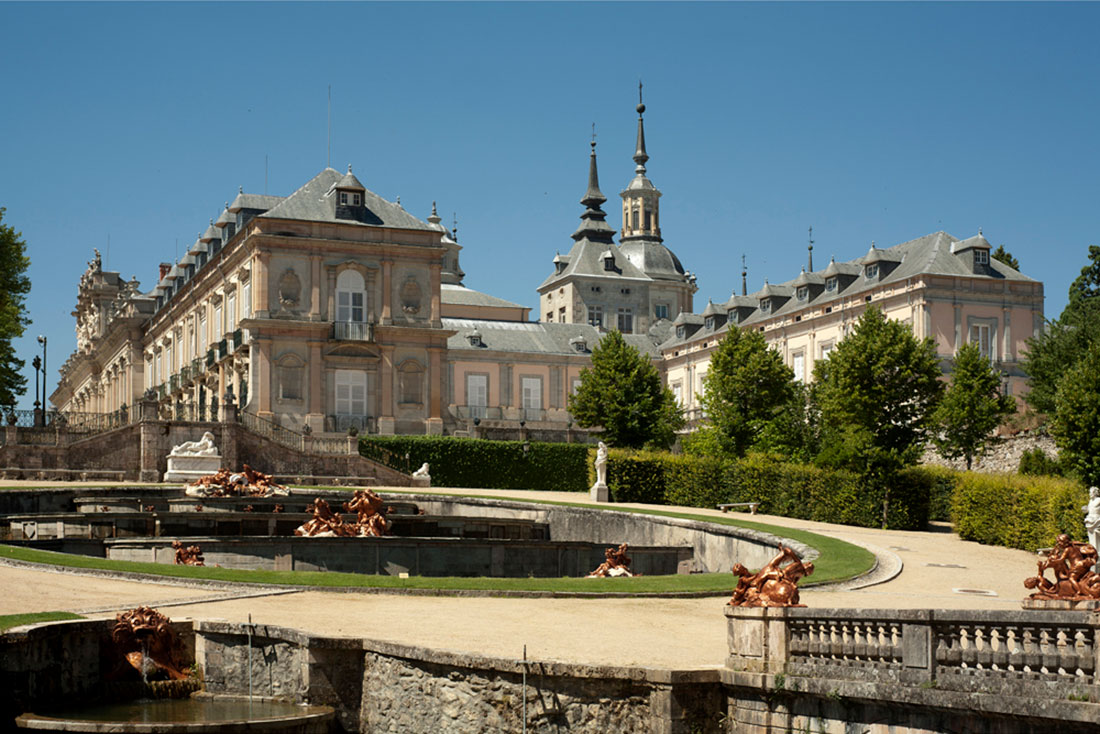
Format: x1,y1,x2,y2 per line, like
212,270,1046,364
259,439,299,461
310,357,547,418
15,696,334,733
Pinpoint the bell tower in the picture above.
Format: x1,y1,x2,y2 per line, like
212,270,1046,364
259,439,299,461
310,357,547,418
620,82,661,243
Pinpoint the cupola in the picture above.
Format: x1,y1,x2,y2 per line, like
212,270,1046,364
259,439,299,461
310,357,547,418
333,165,367,220
951,229,993,274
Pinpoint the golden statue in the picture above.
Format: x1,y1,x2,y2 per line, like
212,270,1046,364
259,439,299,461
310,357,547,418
587,543,634,577
729,544,814,607
1025,534,1100,600
110,607,189,680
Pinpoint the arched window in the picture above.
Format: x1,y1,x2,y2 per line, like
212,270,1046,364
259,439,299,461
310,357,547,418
336,270,366,323
398,360,424,405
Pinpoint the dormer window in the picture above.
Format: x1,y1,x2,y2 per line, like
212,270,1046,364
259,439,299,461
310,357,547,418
728,311,738,325
604,254,616,271
352,193,361,206
676,325,686,339
340,192,348,205
705,316,718,330
797,286,809,301
760,299,771,314
975,249,989,265
467,330,483,347
826,277,837,292
865,264,879,279
570,336,587,353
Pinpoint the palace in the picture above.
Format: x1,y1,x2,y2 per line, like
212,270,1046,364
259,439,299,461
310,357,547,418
52,98,1043,438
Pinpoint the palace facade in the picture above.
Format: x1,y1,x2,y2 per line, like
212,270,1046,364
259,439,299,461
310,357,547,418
52,99,1044,439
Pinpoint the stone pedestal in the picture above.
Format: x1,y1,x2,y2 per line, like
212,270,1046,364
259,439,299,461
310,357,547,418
590,481,609,502
165,454,222,483
1021,598,1100,611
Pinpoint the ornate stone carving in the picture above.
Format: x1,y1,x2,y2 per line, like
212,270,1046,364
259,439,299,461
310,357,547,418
183,464,288,498
278,268,302,310
1085,487,1100,552
729,544,815,607
1025,534,1100,600
412,462,430,480
168,431,218,457
400,276,422,314
590,441,609,502
587,543,634,577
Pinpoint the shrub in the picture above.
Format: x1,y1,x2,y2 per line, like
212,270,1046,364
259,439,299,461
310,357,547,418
359,436,589,491
1018,447,1063,477
951,473,1086,550
914,465,960,523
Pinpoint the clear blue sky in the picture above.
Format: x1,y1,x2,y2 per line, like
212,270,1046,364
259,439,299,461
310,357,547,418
2,2,1098,410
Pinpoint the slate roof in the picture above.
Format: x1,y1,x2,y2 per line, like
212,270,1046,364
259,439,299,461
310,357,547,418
443,318,662,358
228,192,284,213
259,168,436,232
441,284,526,309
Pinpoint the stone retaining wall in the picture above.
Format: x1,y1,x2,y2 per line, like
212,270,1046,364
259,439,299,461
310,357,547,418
921,433,1058,473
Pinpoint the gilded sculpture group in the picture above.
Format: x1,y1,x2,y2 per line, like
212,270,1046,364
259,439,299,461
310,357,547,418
1025,486,1100,602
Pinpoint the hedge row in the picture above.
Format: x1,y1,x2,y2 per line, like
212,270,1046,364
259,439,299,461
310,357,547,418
588,450,933,530
951,473,1087,550
359,436,589,492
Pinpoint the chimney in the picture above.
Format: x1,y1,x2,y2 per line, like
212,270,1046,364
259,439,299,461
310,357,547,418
159,263,172,281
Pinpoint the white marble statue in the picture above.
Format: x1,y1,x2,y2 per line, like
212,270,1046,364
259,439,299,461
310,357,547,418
590,441,609,502
169,431,219,457
412,462,431,480
1084,486,1100,551
594,442,608,486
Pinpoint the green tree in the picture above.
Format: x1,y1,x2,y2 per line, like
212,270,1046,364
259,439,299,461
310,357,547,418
0,209,31,407
813,307,943,524
568,330,684,449
991,244,1020,271
1051,340,1100,486
933,342,1016,470
1024,245,1100,415
696,327,799,457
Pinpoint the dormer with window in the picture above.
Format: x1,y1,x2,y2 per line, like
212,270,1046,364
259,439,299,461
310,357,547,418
702,300,724,331
333,165,368,221
467,329,483,348
821,257,860,296
951,230,994,275
552,252,568,275
861,242,902,283
791,268,825,304
602,249,621,274
570,336,588,353
755,282,792,317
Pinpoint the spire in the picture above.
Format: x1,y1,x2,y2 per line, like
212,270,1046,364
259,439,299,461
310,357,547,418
741,254,747,296
572,140,615,244
808,226,814,272
634,81,648,174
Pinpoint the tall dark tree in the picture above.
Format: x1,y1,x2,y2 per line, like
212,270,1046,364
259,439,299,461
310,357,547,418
1024,245,1100,414
814,307,943,483
696,327,801,457
1051,340,1100,486
933,342,1016,470
0,209,31,407
990,244,1020,271
568,330,684,449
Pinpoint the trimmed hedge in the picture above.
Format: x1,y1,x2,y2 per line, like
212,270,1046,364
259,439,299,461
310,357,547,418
951,473,1086,550
359,436,589,491
589,449,933,530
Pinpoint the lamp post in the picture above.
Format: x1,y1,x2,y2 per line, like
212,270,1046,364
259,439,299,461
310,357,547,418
31,355,41,427
36,335,47,414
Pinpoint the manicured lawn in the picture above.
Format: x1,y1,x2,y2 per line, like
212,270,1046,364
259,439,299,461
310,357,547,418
0,611,84,632
0,493,873,593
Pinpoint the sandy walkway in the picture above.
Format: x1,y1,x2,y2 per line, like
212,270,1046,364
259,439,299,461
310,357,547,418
0,483,1040,669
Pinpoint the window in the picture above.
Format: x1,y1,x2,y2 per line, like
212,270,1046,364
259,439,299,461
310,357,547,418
975,249,989,265
760,299,771,314
728,311,738,325
226,291,236,330
166,342,174,375
558,307,566,323
213,302,223,337
797,286,809,301
335,370,367,416
865,264,879,279
792,352,805,383
970,323,993,361
199,312,207,347
467,374,488,419
352,193,361,206
242,280,252,318
279,366,302,400
588,306,603,328
655,304,669,320
522,376,542,419
617,307,633,334
621,288,631,295
826,277,837,292
672,382,683,406
603,254,616,271
336,270,366,323
340,192,348,205
155,351,162,384
644,211,652,230
820,342,834,360
546,311,553,323
571,378,582,395
632,208,639,229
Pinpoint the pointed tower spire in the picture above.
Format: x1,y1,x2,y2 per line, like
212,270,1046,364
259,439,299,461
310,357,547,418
808,226,814,272
741,254,747,296
572,139,615,244
634,81,648,174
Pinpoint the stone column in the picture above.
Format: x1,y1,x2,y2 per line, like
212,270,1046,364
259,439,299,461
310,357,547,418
377,345,395,435
380,259,393,325
326,268,337,323
310,254,322,320
426,346,443,435
953,303,962,355
255,336,273,418
256,252,271,318
307,339,324,433
429,262,442,328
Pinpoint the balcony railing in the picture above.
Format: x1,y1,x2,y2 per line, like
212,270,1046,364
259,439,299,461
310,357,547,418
454,405,503,421
180,365,192,385
521,407,546,422
333,321,373,342
205,349,215,368
232,328,245,352
192,357,203,376
217,339,228,360
169,374,180,393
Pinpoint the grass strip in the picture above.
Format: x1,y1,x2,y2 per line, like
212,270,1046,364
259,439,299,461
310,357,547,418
0,611,84,632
